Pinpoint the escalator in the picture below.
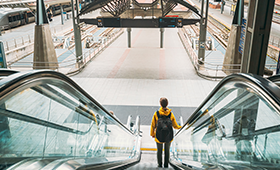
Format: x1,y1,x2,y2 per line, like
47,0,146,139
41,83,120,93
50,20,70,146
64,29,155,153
1,70,280,169
0,69,141,169
169,73,280,170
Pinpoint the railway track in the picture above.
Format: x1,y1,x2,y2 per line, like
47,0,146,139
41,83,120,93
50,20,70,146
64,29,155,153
188,0,280,50
273,13,280,24
207,17,229,49
183,14,230,50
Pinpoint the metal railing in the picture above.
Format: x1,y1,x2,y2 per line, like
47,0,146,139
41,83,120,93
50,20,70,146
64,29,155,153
65,28,124,75
8,28,124,75
1,22,73,53
269,35,280,48
178,28,229,79
51,26,72,35
3,33,34,51
266,64,277,71
178,28,277,80
197,61,241,79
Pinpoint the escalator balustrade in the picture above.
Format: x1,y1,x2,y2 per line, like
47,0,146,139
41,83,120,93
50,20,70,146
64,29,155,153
0,70,141,170
170,74,280,170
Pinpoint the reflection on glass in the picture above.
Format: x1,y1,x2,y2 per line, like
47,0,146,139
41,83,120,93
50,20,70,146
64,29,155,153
1,118,46,157
172,81,280,169
0,77,137,169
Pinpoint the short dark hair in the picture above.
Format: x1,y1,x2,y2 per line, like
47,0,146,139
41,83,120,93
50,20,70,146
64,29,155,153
160,97,168,108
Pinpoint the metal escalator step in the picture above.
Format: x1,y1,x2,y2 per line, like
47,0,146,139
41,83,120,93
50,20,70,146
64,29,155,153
126,152,175,170
127,163,174,169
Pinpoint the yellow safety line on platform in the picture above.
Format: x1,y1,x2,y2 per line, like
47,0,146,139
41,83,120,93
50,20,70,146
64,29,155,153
104,147,237,155
209,15,231,31
141,148,157,151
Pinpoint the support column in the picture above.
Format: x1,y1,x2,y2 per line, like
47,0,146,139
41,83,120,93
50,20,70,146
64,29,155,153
127,28,131,48
33,0,58,70
60,5,64,25
160,28,164,48
240,0,275,76
198,0,209,62
71,0,83,68
222,0,243,74
238,0,243,26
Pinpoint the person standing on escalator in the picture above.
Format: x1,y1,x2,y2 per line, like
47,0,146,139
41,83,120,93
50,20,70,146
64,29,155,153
150,97,182,168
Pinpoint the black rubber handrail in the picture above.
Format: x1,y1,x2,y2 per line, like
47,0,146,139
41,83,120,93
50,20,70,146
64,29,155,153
175,73,280,136
225,124,280,140
0,108,89,135
267,74,280,82
0,69,19,76
0,70,134,135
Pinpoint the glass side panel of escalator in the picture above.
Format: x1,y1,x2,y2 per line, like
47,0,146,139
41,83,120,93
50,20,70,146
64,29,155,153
0,75,136,169
171,76,280,169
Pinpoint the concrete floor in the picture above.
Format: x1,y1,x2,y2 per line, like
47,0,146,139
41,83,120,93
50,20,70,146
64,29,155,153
72,28,219,107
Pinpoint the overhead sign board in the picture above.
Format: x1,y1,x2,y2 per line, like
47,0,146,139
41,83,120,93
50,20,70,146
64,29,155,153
159,17,177,28
177,18,183,28
159,17,183,28
97,17,121,27
96,17,185,28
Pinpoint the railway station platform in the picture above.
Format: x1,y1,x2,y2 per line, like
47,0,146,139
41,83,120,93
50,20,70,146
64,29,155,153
0,5,221,169
1,0,280,169
0,14,221,168
71,26,219,152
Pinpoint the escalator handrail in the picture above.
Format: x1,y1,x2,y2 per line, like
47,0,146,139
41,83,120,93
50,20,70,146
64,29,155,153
0,69,19,76
267,74,280,82
0,70,134,135
0,108,88,135
225,124,280,139
175,73,280,136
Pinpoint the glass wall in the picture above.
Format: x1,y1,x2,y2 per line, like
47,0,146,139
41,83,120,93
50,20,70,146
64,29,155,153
171,78,280,169
0,76,136,168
